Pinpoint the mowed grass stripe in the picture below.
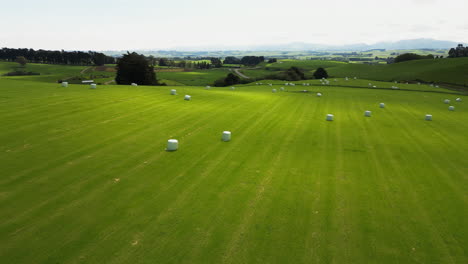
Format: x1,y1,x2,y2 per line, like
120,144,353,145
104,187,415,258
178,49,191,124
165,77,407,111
362,104,463,263
39,90,286,262
0,86,249,185
0,80,467,264
0,89,262,227
0,86,180,137
0,88,279,263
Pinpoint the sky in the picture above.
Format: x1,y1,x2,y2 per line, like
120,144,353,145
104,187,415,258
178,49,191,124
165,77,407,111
1,0,467,51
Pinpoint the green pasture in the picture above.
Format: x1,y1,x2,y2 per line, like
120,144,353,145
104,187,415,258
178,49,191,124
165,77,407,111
0,62,87,83
265,59,346,71
156,69,231,86
0,75,466,263
327,57,468,86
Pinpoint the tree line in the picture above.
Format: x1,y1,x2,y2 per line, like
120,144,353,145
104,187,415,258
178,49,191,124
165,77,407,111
0,47,116,66
448,44,468,58
150,56,265,68
223,56,265,66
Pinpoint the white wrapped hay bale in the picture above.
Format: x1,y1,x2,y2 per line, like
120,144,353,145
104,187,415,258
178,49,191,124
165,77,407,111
456,98,462,102
364,110,371,117
170,89,176,95
61,82,68,87
317,93,322,97
167,139,178,151
280,87,285,91
90,83,96,89
205,85,211,89
231,87,235,90
425,114,432,121
444,99,450,104
379,103,385,108
184,95,191,101
272,89,277,93
326,114,334,121
448,106,455,111
222,131,231,142
131,83,138,86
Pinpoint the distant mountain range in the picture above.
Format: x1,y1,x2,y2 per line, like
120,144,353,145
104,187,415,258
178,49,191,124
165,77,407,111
170,38,464,51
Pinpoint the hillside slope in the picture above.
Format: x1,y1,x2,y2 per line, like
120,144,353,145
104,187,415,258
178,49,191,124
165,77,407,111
327,57,468,86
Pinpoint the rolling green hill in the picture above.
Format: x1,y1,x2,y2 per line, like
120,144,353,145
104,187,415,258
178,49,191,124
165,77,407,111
0,61,87,83
0,75,466,263
327,57,468,86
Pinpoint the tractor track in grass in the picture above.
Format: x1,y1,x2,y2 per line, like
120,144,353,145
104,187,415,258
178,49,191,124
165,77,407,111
0,91,164,136
395,104,466,202
0,94,257,251
220,96,308,263
66,94,285,262
1,80,467,263
378,107,460,262
0,92,242,201
0,93,189,183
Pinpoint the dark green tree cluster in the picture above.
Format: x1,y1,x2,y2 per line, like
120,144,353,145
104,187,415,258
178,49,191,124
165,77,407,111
194,61,211,69
210,58,223,68
214,73,241,87
240,56,265,66
448,44,468,58
158,58,169,66
264,66,307,81
115,52,160,85
313,67,328,79
15,56,27,67
223,56,241,64
394,53,434,63
285,66,305,80
267,58,277,63
0,47,115,66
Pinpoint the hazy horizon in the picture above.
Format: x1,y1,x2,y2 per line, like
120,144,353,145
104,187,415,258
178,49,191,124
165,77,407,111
1,0,467,51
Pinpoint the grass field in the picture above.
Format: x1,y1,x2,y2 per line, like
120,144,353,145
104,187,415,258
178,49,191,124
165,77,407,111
327,57,468,86
265,59,346,71
3,56,466,88
0,75,467,263
156,68,231,86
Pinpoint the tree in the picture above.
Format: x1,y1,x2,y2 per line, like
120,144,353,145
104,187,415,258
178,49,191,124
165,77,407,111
313,67,328,79
115,52,159,85
214,73,241,87
15,56,27,67
448,44,468,58
240,56,265,66
158,58,168,66
268,58,277,63
224,56,241,64
285,66,305,81
210,58,222,68
394,53,433,63
92,53,107,66
224,73,240,86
